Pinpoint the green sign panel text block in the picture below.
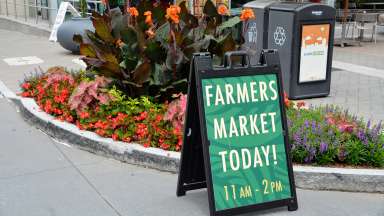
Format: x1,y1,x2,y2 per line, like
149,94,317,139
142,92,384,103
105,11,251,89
201,74,292,211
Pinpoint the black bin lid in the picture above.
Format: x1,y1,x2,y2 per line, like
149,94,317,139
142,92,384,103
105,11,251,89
269,2,312,12
269,2,336,18
243,0,279,9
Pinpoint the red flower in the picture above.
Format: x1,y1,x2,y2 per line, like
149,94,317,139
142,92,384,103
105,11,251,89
160,142,170,150
155,114,163,122
94,120,108,129
143,141,150,148
22,82,31,90
135,111,148,121
79,112,90,119
21,91,30,97
123,137,131,142
135,123,148,139
66,115,74,123
112,133,119,141
76,121,82,129
44,100,52,113
284,92,290,107
95,129,106,136
53,108,63,115
36,84,45,94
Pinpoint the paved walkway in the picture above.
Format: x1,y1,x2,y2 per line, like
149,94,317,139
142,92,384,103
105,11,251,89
0,97,383,216
305,69,384,122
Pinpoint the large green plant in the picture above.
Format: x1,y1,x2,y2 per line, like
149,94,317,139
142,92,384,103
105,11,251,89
75,0,244,102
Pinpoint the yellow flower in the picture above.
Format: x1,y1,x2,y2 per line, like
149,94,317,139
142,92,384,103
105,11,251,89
128,7,139,17
144,11,153,25
166,5,181,24
240,8,255,21
217,4,229,16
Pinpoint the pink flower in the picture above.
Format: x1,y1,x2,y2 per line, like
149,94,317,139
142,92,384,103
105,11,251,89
338,123,354,133
164,94,187,131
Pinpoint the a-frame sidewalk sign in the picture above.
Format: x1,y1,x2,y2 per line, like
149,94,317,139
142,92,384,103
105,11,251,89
177,50,298,216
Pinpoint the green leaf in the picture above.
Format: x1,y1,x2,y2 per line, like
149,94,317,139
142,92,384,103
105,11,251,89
203,0,219,17
144,41,166,63
221,34,237,53
120,26,138,45
132,61,151,84
166,48,184,71
217,16,241,32
100,52,119,65
180,1,198,29
152,4,166,25
151,63,168,86
81,57,104,67
80,44,97,57
155,22,170,44
91,12,115,43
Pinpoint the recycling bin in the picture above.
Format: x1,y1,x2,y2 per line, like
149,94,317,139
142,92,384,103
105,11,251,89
242,0,277,65
267,3,336,99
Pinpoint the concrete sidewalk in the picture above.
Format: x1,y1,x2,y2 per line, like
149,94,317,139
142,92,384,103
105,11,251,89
0,97,383,216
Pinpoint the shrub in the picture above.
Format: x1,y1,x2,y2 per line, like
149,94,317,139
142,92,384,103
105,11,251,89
75,0,251,102
287,102,384,167
20,70,182,151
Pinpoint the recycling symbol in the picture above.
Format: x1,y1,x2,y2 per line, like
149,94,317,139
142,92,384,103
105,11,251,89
273,26,286,46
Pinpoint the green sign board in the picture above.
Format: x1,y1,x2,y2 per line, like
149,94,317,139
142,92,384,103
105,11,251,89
202,74,291,211
177,51,298,216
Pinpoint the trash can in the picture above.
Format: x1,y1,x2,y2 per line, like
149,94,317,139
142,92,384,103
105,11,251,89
267,3,336,99
242,0,277,65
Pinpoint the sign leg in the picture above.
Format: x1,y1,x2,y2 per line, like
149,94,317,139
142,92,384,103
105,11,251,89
288,198,298,211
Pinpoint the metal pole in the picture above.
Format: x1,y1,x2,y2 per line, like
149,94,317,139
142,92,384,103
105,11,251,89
13,0,17,18
5,0,9,16
35,0,38,24
341,0,349,47
23,0,27,21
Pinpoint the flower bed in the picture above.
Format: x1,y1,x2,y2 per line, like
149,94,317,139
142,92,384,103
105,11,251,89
286,100,384,167
21,67,183,151
20,68,384,168
18,0,384,168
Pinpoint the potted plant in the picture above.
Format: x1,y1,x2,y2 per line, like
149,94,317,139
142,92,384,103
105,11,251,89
56,0,95,53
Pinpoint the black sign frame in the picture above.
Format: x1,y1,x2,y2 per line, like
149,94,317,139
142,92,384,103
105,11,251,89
177,50,298,216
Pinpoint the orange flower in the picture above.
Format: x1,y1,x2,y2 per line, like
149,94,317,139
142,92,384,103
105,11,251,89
166,5,181,24
217,4,228,15
128,7,139,17
240,8,255,21
144,11,153,25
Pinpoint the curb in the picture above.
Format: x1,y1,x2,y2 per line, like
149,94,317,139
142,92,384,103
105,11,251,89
12,97,180,173
0,80,383,193
0,16,50,38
